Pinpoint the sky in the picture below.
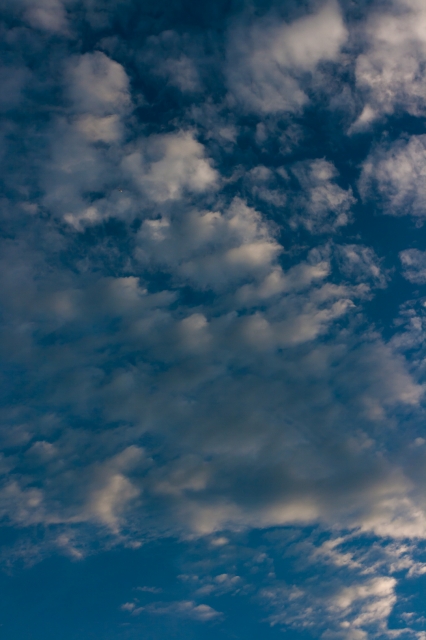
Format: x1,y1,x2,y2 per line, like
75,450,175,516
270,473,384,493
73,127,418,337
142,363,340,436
2,0,426,638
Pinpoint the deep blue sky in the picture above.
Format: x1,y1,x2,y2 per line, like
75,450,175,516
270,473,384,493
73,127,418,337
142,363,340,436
1,0,426,638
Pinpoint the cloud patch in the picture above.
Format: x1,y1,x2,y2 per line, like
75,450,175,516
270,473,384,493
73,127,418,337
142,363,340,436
360,134,426,218
353,0,426,128
227,0,347,114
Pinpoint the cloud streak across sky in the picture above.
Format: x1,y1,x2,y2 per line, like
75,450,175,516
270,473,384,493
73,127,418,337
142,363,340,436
1,0,426,638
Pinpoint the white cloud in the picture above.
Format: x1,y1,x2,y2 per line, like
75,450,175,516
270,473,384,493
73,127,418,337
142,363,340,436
227,1,347,114
194,573,242,597
137,586,163,593
123,131,218,202
330,577,397,632
353,0,426,128
36,52,135,229
290,160,355,233
74,114,123,143
67,51,131,116
0,481,46,526
312,534,426,580
336,245,388,288
136,197,280,289
22,0,70,33
236,252,331,303
123,599,222,621
85,471,140,532
360,135,426,218
41,117,117,228
245,166,287,207
261,574,398,639
169,528,426,639
5,3,426,636
400,249,426,283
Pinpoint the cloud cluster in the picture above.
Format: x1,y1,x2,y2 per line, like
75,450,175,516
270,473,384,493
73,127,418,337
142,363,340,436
131,528,426,639
0,229,422,545
263,576,397,639
3,0,426,637
0,2,424,554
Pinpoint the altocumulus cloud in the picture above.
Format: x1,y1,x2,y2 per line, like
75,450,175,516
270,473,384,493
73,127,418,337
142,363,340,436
2,0,426,639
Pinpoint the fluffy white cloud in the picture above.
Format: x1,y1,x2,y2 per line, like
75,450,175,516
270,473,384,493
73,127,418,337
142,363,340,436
37,52,135,228
227,1,347,114
41,117,121,228
360,135,426,218
67,51,131,116
353,0,426,128
81,446,143,532
136,197,280,289
123,131,218,202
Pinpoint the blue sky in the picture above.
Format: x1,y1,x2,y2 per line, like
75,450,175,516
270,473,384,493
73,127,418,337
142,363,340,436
2,0,426,638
